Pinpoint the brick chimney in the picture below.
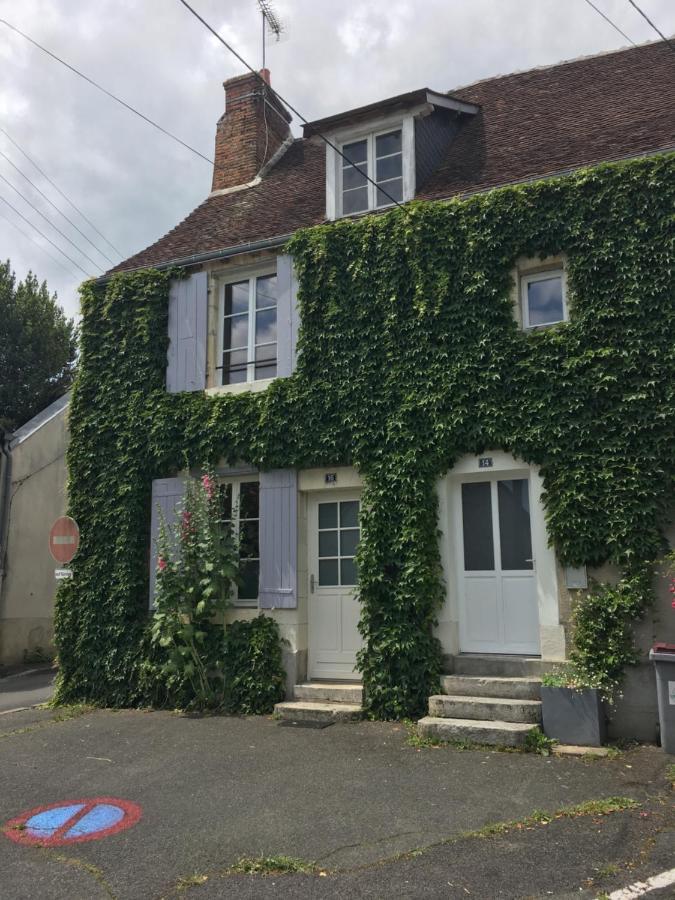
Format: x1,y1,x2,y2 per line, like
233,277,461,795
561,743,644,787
211,69,292,192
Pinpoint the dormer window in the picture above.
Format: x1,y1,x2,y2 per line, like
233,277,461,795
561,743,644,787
341,129,403,214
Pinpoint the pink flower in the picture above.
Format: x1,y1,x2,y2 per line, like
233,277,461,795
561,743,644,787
201,474,215,499
157,557,167,572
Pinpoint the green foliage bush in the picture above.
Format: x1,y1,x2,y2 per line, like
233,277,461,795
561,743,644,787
55,155,675,719
223,616,286,715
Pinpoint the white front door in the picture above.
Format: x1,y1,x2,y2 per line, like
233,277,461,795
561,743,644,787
457,477,540,655
308,492,363,680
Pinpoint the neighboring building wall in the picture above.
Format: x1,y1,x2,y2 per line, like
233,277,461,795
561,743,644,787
0,397,69,665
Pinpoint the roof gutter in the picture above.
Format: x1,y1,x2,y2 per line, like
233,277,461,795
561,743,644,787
96,232,296,285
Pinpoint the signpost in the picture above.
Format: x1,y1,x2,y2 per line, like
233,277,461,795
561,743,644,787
49,516,79,579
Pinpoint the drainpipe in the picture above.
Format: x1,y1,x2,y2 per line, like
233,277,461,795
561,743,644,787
0,427,12,606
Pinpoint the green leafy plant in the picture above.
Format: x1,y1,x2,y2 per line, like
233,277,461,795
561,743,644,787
523,727,557,756
222,616,286,715
150,471,239,709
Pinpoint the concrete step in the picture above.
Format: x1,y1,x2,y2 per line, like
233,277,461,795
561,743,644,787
429,694,542,724
293,682,363,704
441,675,541,701
452,654,552,678
417,716,534,748
274,701,363,723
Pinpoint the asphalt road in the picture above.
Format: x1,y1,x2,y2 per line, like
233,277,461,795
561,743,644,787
0,666,56,713
0,707,672,899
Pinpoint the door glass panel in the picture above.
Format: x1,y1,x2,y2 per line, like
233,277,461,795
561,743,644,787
340,528,359,557
319,559,339,586
498,479,533,570
319,530,338,557
339,501,359,528
340,558,358,586
461,482,495,571
319,502,337,529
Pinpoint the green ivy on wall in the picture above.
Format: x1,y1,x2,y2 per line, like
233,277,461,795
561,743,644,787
55,154,675,718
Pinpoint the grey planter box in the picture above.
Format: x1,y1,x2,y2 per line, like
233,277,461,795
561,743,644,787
541,686,606,746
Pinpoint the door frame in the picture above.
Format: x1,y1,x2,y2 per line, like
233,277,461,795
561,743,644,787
306,488,364,681
442,452,564,660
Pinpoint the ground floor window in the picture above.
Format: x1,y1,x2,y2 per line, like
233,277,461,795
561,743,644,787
218,478,260,606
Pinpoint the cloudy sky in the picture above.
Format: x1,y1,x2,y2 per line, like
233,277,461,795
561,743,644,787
0,0,672,319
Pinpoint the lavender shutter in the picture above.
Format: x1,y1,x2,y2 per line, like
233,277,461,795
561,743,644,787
276,254,299,377
166,272,208,392
258,469,297,609
149,476,186,607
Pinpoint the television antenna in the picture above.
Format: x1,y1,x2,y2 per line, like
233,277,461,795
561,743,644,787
256,0,285,70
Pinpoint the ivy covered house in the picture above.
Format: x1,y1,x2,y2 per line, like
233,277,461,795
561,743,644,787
58,41,675,743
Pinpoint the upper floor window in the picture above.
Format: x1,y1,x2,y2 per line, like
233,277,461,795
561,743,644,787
219,271,277,385
341,129,403,214
521,269,568,329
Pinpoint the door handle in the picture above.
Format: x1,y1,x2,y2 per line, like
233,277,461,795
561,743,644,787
310,573,315,593
525,558,536,569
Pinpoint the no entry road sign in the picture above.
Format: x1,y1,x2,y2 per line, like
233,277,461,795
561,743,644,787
49,516,79,564
3,798,142,847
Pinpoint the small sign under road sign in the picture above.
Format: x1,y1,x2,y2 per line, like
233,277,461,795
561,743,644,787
49,517,79,564
54,568,73,580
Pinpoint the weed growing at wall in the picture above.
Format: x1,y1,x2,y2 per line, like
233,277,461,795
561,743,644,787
55,155,675,718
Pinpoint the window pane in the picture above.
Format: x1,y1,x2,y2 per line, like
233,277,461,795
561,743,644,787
255,343,276,364
255,308,277,345
342,139,367,166
376,178,403,207
498,479,533,570
223,313,248,351
526,276,564,326
343,164,368,191
218,483,232,521
239,559,259,600
340,528,359,557
376,154,402,182
239,481,259,520
342,186,369,214
340,558,358,586
319,530,338,557
340,501,359,528
461,482,495,571
256,274,277,309
319,558,339,586
319,502,338,529
224,281,249,316
255,363,276,380
222,349,247,384
376,130,401,158
239,519,259,558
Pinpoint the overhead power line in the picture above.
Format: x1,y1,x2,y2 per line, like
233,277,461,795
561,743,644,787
0,17,214,165
0,126,123,258
176,0,405,212
0,148,115,265
582,0,637,45
0,172,103,271
0,207,82,278
0,193,91,277
625,0,675,54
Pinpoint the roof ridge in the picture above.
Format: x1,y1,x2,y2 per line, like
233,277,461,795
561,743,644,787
448,36,667,95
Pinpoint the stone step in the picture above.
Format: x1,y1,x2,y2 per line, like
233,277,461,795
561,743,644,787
417,716,535,747
441,675,542,701
429,694,542,724
274,701,363,723
452,654,552,678
293,682,363,704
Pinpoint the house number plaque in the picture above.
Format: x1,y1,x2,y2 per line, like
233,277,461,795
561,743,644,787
325,473,337,484
478,457,493,469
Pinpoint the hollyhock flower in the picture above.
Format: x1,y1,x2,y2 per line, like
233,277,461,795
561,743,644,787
201,473,215,499
157,557,167,572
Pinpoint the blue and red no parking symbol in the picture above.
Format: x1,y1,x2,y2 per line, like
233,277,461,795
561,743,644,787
3,797,142,847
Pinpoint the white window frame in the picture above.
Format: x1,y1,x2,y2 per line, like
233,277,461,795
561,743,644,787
326,114,416,220
218,475,260,609
520,268,568,330
217,264,277,386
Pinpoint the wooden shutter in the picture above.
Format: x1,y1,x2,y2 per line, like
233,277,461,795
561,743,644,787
276,254,299,377
166,272,208,392
258,469,298,609
149,477,186,607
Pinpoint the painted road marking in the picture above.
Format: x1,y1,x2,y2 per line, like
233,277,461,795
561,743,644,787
602,867,675,899
3,797,141,846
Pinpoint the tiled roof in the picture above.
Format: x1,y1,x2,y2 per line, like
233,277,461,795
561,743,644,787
110,40,675,274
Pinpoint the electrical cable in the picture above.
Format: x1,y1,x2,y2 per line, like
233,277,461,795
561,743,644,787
0,126,123,257
0,193,91,277
0,148,115,265
0,18,214,165
625,0,675,54
0,172,103,271
176,0,405,211
0,207,82,278
581,0,637,45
